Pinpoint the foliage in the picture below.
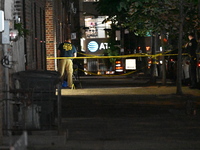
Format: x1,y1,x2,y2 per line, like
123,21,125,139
102,25,120,69
97,0,199,93
95,0,130,28
103,44,120,70
96,0,129,68
104,45,120,63
14,23,30,37
97,0,200,38
118,0,200,38
104,28,120,69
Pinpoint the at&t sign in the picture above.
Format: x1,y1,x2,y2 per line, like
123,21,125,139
88,41,108,53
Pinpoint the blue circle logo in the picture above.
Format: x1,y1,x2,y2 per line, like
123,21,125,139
88,41,98,52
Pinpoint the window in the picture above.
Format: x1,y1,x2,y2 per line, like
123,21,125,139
84,16,111,39
14,0,23,21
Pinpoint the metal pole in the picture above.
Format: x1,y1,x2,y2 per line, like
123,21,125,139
57,83,62,134
2,20,11,135
3,44,11,135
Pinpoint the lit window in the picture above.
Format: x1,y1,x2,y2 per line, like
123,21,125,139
84,16,111,39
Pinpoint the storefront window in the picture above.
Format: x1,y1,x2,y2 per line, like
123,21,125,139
84,16,111,39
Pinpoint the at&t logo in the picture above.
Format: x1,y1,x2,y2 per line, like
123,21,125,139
88,41,108,52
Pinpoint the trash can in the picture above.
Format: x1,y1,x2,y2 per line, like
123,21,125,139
12,70,60,130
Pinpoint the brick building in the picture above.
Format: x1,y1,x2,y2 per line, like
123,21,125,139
0,0,73,140
0,0,114,142
0,0,48,142
41,0,112,72
45,0,79,70
22,0,47,70
0,0,89,136
45,0,69,70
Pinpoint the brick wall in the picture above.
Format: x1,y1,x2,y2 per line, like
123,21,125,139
45,0,70,71
0,0,71,141
46,0,55,70
0,0,47,142
23,0,46,70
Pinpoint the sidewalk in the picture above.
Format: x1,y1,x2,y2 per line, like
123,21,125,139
2,77,200,150
62,85,200,97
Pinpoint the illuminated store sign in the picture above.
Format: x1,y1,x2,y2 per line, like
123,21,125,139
125,59,136,70
88,41,108,52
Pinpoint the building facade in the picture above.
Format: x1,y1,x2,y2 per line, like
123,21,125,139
45,0,81,71
0,0,48,141
0,0,75,139
0,0,3,143
46,0,113,74
0,0,128,141
45,0,71,70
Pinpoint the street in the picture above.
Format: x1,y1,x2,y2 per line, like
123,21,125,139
1,0,200,150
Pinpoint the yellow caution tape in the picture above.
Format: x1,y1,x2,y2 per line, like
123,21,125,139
78,69,138,77
47,52,199,60
49,50,200,77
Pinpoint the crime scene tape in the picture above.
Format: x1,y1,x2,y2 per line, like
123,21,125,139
47,54,148,59
47,51,200,60
78,68,138,77
48,49,200,77
73,61,143,77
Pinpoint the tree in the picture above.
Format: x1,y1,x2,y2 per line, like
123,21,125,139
98,0,180,84
116,0,199,94
97,0,199,93
95,0,130,51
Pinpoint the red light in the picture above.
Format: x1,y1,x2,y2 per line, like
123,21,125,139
198,62,200,67
170,59,174,61
146,46,150,51
163,38,168,42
